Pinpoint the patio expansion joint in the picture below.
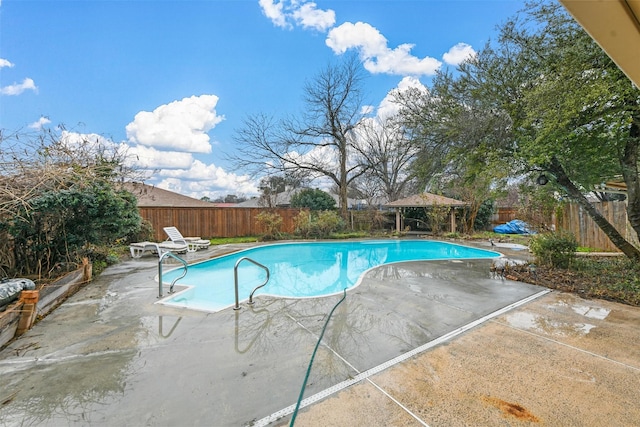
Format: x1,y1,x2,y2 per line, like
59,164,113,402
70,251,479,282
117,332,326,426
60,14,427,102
495,320,640,373
254,289,551,427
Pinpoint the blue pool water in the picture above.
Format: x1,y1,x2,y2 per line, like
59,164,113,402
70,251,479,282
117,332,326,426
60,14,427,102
159,240,500,312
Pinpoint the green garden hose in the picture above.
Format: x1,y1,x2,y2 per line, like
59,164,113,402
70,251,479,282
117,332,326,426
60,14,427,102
289,288,347,426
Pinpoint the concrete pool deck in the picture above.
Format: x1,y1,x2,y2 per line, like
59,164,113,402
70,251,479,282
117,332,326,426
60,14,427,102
0,240,639,426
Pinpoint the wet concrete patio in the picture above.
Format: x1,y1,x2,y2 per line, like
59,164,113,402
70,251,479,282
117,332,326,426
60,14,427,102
0,241,639,426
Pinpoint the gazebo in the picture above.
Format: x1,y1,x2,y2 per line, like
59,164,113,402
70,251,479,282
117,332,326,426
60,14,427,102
386,193,469,234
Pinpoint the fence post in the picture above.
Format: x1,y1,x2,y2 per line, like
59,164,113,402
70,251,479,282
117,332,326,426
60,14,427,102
16,290,39,336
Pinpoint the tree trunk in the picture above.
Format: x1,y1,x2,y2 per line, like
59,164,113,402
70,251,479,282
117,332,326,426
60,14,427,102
549,157,640,261
621,116,640,242
339,142,349,220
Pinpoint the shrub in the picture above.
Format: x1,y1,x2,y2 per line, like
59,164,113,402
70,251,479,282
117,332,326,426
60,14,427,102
294,211,314,238
529,231,578,268
427,203,451,235
290,188,336,211
7,183,142,276
294,210,343,238
256,211,283,240
315,210,344,236
473,199,495,231
127,219,154,243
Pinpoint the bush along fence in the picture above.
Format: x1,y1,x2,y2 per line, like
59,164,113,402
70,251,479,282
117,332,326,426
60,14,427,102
0,259,92,349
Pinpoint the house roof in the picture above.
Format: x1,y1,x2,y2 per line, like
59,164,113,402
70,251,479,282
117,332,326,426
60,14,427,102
123,182,214,208
235,189,365,209
385,193,468,208
236,191,295,208
559,0,640,87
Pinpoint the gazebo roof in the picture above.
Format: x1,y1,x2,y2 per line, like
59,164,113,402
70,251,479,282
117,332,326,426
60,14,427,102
386,193,468,208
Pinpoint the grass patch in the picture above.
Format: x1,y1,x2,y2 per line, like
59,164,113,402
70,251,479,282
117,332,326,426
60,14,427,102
576,246,599,253
328,231,371,239
208,236,260,245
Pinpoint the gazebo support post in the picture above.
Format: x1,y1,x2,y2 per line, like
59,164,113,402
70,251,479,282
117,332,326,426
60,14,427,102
450,209,456,233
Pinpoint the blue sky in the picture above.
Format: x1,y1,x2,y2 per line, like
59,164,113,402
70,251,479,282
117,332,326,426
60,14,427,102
0,0,526,200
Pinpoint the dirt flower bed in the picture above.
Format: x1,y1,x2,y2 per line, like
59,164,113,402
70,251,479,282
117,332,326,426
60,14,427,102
506,256,640,307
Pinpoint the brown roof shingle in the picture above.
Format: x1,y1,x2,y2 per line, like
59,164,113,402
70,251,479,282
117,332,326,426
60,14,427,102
123,182,214,208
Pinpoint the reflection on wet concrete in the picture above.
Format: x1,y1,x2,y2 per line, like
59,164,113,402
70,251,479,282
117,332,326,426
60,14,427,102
0,245,555,426
234,301,275,355
158,315,182,338
502,294,615,338
504,311,597,336
1,348,137,426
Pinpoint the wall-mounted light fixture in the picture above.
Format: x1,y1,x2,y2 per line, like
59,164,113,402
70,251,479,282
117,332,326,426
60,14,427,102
536,174,549,185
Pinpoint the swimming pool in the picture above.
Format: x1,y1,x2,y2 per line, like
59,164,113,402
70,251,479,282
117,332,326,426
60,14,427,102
158,240,501,312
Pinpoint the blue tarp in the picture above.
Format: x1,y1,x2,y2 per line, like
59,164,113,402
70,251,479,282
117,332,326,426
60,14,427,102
0,278,36,308
493,219,535,235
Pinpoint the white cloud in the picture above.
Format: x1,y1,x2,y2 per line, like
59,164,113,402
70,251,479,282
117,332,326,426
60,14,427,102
0,58,14,68
360,105,374,115
124,144,194,169
154,160,259,198
60,130,115,148
125,95,224,154
259,0,288,28
259,0,335,31
375,76,427,120
29,116,51,130
443,43,476,65
292,2,335,31
1,77,37,96
326,22,441,76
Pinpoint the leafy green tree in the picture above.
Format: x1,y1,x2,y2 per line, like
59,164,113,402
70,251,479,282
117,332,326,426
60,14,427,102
9,182,140,275
471,199,495,231
0,129,143,276
396,1,640,260
224,194,246,203
393,64,511,233
290,188,336,211
257,173,306,208
493,2,640,260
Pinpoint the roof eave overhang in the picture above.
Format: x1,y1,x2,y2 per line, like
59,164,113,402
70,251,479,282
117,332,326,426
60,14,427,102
559,0,640,87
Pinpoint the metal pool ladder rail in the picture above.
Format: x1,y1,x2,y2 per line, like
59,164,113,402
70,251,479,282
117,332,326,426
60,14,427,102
157,251,188,298
234,257,270,310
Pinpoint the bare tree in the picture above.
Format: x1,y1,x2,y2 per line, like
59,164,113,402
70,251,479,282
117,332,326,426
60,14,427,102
352,115,419,204
257,173,306,208
231,54,369,219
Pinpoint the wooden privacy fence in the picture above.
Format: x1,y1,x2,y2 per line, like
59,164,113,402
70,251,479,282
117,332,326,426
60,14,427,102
491,207,518,228
138,207,305,241
556,201,638,252
138,202,638,252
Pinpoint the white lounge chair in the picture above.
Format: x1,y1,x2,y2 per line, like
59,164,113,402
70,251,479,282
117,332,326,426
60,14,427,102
163,227,211,252
129,241,189,258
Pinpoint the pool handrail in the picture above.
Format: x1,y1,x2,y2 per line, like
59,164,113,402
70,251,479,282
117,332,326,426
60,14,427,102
158,251,188,298
234,257,270,310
